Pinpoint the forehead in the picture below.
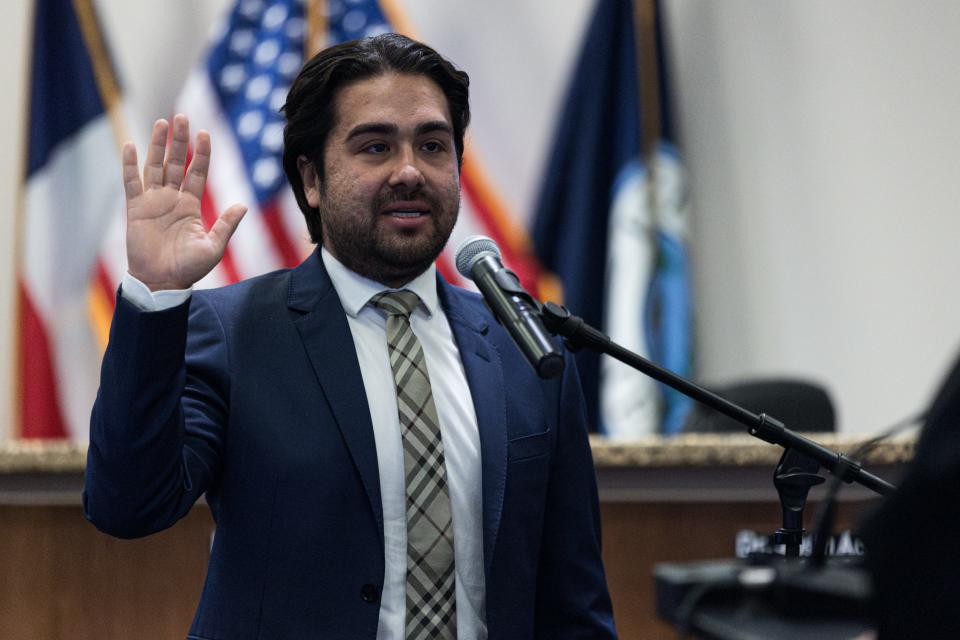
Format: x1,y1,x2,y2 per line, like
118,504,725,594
330,73,452,134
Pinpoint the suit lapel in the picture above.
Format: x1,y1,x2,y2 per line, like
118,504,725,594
288,250,384,542
285,258,508,564
440,279,507,576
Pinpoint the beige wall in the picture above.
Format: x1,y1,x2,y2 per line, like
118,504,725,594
663,0,960,433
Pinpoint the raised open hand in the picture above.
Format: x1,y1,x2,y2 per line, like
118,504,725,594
124,114,247,291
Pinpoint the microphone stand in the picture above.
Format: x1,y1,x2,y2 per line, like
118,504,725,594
538,302,893,636
539,301,896,500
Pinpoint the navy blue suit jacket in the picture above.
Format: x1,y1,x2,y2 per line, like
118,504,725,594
84,250,616,639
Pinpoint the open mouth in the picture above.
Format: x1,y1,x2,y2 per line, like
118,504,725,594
382,200,431,221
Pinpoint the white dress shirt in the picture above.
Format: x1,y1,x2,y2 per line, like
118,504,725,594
120,249,487,640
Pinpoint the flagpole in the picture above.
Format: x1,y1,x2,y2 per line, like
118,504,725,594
72,0,129,145
632,0,663,246
306,0,327,58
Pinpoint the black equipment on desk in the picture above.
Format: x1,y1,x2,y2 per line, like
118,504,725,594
654,558,873,640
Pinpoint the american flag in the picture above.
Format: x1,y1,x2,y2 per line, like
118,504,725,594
177,0,315,290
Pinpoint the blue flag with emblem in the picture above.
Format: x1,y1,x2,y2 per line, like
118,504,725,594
532,0,693,437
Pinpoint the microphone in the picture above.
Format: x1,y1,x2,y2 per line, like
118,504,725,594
454,235,564,379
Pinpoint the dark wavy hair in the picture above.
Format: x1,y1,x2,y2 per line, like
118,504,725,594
282,33,471,243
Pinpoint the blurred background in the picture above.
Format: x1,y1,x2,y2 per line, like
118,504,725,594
3,0,960,443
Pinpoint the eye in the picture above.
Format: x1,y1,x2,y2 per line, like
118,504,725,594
421,140,445,153
363,142,389,154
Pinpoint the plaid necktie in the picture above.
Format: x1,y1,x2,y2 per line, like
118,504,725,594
371,290,457,640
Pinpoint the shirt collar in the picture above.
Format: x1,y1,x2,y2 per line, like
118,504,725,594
320,246,438,319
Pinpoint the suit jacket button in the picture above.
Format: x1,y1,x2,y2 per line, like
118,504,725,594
361,584,380,603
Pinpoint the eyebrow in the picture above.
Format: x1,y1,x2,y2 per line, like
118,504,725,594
415,121,454,137
345,120,453,141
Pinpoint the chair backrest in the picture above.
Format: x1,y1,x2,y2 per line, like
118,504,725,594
681,378,836,433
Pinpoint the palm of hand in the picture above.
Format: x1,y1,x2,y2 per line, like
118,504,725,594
127,188,215,290
123,115,246,291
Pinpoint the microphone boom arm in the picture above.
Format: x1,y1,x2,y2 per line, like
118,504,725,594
540,302,896,497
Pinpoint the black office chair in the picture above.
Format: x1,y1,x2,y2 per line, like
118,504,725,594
681,378,837,434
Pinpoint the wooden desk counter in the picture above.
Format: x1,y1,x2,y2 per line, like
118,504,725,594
0,435,913,639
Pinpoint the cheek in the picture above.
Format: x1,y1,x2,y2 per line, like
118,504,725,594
326,162,384,202
320,178,355,211
438,171,462,206
425,164,460,193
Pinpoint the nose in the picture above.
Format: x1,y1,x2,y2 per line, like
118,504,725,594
388,147,426,191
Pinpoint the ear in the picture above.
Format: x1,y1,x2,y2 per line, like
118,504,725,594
297,156,321,207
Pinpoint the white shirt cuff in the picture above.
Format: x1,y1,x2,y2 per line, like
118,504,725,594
120,272,192,311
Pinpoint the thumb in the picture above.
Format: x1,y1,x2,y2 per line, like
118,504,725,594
209,204,248,252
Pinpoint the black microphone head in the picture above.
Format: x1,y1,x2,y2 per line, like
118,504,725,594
454,235,500,280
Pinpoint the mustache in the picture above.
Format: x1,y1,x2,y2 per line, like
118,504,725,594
374,188,437,209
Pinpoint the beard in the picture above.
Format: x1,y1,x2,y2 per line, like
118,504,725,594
318,184,460,287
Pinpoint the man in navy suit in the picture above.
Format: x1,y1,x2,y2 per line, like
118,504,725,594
84,34,616,639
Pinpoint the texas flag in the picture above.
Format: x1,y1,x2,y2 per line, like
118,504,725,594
17,0,133,439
